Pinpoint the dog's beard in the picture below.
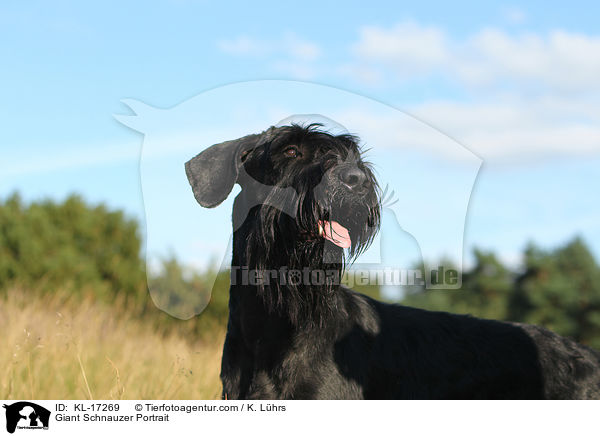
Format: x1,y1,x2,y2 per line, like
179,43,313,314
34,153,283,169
245,203,339,328
244,186,380,328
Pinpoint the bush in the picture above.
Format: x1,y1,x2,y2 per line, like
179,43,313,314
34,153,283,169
0,193,145,305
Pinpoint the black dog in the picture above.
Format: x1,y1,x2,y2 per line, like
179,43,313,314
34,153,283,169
185,123,600,399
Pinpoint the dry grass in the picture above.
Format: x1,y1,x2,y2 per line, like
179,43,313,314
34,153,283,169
0,288,225,399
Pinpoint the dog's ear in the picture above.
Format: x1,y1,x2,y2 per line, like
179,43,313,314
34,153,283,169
185,133,262,208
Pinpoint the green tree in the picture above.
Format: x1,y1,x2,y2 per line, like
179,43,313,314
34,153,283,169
509,238,600,347
0,193,146,306
0,193,231,338
402,252,513,320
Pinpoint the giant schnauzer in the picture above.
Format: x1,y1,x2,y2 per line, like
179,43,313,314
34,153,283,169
185,123,600,399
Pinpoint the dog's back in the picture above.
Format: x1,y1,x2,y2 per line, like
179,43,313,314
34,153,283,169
343,288,600,399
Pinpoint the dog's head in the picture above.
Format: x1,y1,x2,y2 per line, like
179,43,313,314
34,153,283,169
185,123,381,263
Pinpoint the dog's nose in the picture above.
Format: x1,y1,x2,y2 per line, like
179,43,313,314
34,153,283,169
339,167,368,192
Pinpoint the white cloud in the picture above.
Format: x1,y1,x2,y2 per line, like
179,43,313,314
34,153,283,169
340,22,600,163
350,22,600,93
217,32,321,80
352,22,448,75
409,97,600,162
217,32,321,61
460,29,600,91
328,96,600,164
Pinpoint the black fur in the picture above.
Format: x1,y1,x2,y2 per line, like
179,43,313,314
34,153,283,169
186,124,600,399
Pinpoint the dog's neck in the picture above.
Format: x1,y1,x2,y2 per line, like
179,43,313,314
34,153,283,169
230,195,344,330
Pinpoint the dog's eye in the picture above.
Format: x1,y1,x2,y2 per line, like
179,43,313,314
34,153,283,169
283,146,301,158
240,149,252,162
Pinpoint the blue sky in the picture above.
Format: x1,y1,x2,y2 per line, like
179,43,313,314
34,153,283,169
1,0,599,275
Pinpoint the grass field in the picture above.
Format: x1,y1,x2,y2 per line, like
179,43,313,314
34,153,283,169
0,288,225,400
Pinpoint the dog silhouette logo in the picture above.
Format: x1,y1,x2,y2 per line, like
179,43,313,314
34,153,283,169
3,402,50,433
115,81,481,320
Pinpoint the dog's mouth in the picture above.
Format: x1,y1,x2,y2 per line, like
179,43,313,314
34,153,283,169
304,206,372,250
297,189,379,253
318,220,351,249
297,217,353,249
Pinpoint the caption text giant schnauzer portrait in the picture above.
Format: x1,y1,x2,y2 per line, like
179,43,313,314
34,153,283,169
185,123,600,399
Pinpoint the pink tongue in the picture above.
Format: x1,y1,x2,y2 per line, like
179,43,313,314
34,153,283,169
318,220,351,248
